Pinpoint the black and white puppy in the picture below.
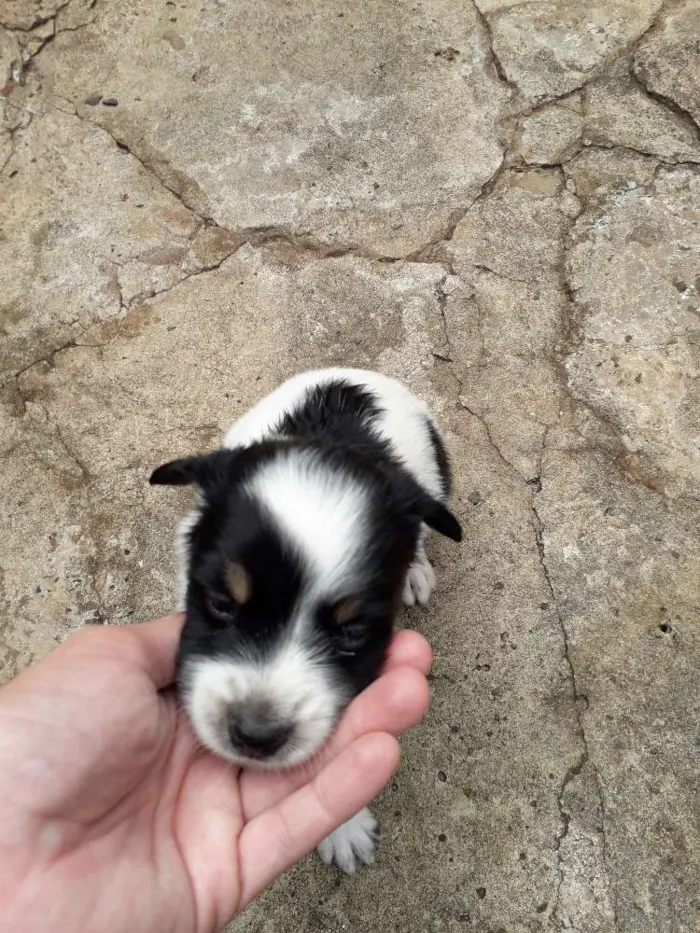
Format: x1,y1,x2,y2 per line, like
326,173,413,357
150,368,461,872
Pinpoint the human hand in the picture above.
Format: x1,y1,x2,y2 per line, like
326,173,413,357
0,614,431,933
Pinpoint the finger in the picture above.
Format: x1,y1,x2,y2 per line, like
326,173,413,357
52,613,184,691
122,613,185,688
383,629,432,675
241,665,429,820
238,732,399,908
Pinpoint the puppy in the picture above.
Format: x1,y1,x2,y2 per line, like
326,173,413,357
150,368,461,872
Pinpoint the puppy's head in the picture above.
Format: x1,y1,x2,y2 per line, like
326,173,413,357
151,442,460,768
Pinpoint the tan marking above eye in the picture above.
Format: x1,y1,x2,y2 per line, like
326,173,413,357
225,562,251,605
333,596,363,625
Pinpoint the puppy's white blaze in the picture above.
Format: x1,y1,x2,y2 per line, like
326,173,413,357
246,450,369,594
223,367,445,502
183,638,342,767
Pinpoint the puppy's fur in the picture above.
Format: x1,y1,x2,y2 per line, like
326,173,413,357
151,368,461,872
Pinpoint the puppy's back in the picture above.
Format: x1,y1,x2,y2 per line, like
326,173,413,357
224,368,448,502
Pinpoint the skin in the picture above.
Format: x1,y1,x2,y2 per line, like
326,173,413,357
0,614,431,933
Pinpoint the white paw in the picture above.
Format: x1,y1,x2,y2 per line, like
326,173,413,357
402,550,436,606
317,807,378,873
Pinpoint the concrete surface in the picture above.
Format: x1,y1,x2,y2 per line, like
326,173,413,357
1,1,699,931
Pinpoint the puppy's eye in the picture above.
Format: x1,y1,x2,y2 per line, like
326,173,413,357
225,562,251,606
336,621,370,656
205,594,236,625
332,596,363,625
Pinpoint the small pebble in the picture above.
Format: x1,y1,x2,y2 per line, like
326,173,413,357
467,490,482,505
437,770,447,782
102,97,119,106
84,93,102,105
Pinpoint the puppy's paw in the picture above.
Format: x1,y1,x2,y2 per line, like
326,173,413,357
402,550,436,606
317,807,378,873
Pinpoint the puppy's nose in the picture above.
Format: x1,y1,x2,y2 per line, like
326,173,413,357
228,710,292,759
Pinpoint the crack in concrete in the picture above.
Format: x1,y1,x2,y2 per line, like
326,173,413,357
628,0,668,55
531,429,619,928
428,283,524,480
543,190,621,925
438,156,619,925
473,263,533,286
3,0,96,73
0,0,72,33
122,242,247,310
11,390,92,484
2,2,95,173
92,110,532,273
550,747,588,920
628,0,700,137
0,110,31,173
38,103,465,270
52,420,91,482
439,306,615,928
473,0,680,146
514,88,585,122
533,142,700,172
531,468,593,922
434,273,454,363
471,0,522,102
552,181,680,503
87,124,217,225
593,761,619,930
407,156,512,266
89,123,445,267
629,65,700,141
10,0,607,310
459,398,523,479
4,104,524,385
533,359,620,931
585,142,700,168
6,312,135,386
9,340,79,383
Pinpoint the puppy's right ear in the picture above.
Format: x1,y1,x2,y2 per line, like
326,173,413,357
150,456,206,486
149,450,237,488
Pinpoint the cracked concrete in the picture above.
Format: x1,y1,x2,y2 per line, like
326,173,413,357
1,1,699,931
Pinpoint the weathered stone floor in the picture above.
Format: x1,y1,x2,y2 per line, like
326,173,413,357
1,2,699,931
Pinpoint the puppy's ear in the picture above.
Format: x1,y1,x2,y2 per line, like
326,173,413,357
149,456,206,486
420,498,462,542
149,450,237,489
387,467,462,542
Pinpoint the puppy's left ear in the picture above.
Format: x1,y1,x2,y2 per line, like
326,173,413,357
388,467,462,542
149,450,237,489
421,498,462,542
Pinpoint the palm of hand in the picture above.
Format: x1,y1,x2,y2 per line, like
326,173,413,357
0,617,429,933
